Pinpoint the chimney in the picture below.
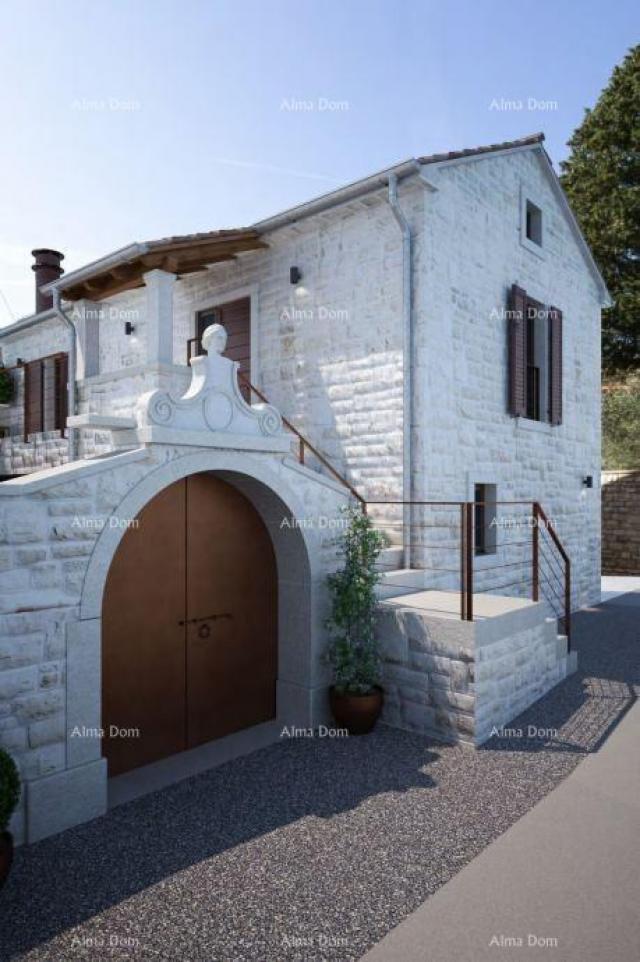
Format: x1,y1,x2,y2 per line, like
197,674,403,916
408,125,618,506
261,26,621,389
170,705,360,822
32,249,64,313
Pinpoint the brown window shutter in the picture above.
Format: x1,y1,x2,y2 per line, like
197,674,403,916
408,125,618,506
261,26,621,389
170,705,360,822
548,307,563,425
23,359,44,440
54,354,69,433
508,284,527,417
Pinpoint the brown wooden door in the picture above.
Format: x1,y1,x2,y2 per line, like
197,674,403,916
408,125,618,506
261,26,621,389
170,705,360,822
102,474,277,776
102,482,187,776
185,474,277,746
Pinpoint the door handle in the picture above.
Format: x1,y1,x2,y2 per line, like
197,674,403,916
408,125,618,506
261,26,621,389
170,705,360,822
178,613,232,626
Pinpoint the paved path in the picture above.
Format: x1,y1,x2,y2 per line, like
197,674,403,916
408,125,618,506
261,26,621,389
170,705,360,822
362,592,640,962
2,591,638,961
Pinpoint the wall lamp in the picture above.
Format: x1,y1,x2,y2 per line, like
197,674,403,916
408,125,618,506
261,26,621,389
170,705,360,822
289,266,302,285
124,321,135,336
582,475,594,489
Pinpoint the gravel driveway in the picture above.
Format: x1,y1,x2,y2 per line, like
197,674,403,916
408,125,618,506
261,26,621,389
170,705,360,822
1,594,638,962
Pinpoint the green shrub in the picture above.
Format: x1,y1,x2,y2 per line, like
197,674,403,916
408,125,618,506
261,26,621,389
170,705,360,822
0,368,14,405
325,506,387,695
0,748,20,833
603,377,640,468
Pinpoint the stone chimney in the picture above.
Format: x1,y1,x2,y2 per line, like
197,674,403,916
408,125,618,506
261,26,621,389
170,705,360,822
32,249,64,313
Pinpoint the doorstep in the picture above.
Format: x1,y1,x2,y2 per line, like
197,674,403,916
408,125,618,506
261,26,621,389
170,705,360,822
108,719,282,808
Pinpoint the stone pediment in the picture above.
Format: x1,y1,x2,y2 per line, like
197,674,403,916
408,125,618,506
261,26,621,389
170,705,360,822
136,324,284,439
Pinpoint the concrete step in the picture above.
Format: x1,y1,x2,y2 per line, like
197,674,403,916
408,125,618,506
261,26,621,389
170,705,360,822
375,546,405,571
376,568,425,600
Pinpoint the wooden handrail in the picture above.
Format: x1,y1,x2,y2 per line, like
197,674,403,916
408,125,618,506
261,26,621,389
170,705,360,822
239,373,366,507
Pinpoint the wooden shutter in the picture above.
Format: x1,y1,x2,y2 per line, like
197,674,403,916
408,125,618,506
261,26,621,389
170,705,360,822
548,307,563,425
23,360,44,440
508,284,527,417
54,354,69,433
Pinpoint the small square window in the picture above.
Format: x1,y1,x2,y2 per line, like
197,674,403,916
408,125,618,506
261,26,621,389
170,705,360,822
525,200,542,246
474,483,497,556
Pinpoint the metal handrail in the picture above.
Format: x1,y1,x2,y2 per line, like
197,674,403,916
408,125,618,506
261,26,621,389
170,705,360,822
239,374,366,507
369,498,572,643
186,338,365,506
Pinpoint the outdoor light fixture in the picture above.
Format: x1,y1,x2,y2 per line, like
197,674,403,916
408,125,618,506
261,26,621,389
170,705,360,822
124,321,135,336
290,266,302,285
582,475,594,488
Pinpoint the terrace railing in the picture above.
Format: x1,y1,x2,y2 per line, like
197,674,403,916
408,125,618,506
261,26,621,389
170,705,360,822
186,344,571,641
368,500,572,646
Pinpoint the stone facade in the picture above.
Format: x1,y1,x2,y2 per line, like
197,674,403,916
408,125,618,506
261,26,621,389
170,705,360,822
377,597,574,746
0,148,602,604
0,346,349,844
602,469,640,575
418,149,602,609
0,142,606,842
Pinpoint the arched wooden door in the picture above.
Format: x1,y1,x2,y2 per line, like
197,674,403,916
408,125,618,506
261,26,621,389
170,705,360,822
102,474,277,776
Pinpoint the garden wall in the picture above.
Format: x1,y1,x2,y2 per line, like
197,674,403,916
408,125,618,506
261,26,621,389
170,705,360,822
602,469,640,575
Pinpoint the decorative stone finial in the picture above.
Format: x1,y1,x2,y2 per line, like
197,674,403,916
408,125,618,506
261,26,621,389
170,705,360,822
136,322,284,439
202,323,227,356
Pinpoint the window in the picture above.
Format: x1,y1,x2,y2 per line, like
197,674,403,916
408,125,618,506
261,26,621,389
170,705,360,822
520,188,546,259
508,285,562,425
474,483,497,556
525,200,542,246
23,353,68,441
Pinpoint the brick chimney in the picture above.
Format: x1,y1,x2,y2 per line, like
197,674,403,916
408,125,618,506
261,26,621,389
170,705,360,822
32,249,64,313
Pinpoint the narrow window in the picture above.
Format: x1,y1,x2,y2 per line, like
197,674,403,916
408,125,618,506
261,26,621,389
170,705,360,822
525,200,542,246
474,483,497,556
525,297,548,422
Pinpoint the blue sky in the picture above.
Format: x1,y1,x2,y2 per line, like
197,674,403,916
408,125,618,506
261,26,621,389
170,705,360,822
0,0,636,324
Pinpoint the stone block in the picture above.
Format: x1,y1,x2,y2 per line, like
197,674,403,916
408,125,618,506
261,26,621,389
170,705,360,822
28,715,65,749
0,635,44,670
0,666,37,700
13,691,64,723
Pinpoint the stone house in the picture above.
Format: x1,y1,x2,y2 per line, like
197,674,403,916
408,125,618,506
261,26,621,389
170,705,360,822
0,133,609,843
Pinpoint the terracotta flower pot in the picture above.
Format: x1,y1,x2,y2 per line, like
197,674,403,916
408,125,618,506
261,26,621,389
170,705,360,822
0,831,14,890
329,685,383,735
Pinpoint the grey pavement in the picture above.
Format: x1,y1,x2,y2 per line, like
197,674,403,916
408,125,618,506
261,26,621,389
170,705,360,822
362,589,640,962
1,588,638,961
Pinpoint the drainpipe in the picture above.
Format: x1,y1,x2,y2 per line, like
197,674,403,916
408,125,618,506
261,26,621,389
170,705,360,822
52,289,78,461
387,174,412,565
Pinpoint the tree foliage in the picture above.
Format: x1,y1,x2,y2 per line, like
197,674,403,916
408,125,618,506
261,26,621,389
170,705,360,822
560,45,640,373
325,506,387,695
603,374,640,468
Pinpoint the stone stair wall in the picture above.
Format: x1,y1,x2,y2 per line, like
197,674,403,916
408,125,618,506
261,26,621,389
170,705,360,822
376,597,576,747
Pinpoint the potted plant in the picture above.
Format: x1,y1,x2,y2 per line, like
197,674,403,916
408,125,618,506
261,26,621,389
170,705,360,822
325,505,387,735
0,368,14,406
0,748,20,889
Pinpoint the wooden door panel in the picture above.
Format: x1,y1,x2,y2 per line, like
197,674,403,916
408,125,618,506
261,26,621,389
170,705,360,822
102,481,187,776
185,474,277,746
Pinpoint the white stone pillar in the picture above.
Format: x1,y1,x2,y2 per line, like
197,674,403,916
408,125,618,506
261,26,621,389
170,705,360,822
143,269,176,366
73,300,101,380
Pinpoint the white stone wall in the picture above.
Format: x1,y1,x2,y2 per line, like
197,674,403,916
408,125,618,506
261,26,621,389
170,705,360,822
377,597,575,747
417,150,602,607
0,151,602,606
172,184,425,515
0,442,347,843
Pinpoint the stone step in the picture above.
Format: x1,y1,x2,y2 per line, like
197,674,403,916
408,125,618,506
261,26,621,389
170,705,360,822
375,546,404,571
376,568,425,600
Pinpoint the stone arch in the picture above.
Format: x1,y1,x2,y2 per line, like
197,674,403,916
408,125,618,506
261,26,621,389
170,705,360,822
66,448,337,809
